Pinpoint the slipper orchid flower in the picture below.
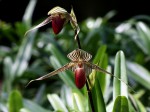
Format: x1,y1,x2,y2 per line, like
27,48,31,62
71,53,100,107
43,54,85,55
25,6,79,38
26,49,133,90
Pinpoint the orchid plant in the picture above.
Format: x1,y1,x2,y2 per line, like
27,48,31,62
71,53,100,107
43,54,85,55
25,6,136,112
1,1,149,111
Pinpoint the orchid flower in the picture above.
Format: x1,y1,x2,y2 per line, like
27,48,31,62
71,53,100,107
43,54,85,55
26,49,134,91
25,6,79,38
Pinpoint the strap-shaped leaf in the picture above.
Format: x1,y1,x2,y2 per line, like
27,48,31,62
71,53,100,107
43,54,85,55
113,96,129,112
113,51,128,100
8,90,23,112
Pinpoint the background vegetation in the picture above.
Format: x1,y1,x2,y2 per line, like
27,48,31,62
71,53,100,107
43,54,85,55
0,0,150,112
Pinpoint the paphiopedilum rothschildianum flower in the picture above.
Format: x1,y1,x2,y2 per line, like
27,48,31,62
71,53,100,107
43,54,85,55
25,6,79,38
26,49,133,90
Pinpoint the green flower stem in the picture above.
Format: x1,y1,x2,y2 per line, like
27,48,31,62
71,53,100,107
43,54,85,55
75,30,95,112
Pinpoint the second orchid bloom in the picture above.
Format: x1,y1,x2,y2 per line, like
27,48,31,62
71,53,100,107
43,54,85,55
25,6,80,38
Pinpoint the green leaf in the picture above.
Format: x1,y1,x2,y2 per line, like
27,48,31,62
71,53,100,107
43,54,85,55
90,45,108,112
113,96,129,112
91,75,106,112
33,84,46,104
103,10,117,21
11,30,36,79
128,101,137,112
0,103,8,112
133,15,150,22
15,22,27,38
47,44,68,65
136,22,150,55
128,95,142,112
116,21,150,55
3,57,13,92
23,0,37,26
47,94,68,112
93,45,107,63
106,101,113,112
8,90,23,112
92,45,107,93
134,98,146,112
123,28,148,55
83,19,102,46
72,92,86,112
113,51,128,100
0,46,10,57
127,61,150,90
20,108,31,112
23,99,50,112
60,85,74,110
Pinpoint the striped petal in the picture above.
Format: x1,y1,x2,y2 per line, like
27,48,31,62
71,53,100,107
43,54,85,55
67,49,92,62
25,17,51,36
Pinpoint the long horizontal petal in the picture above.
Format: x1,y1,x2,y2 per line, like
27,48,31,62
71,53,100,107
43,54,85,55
26,62,75,87
84,62,136,93
25,17,51,36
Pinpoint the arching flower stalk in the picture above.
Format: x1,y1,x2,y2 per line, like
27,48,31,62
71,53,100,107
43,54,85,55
25,6,79,38
26,49,133,90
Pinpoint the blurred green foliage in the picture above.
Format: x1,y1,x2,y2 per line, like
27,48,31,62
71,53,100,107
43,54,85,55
0,0,150,112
